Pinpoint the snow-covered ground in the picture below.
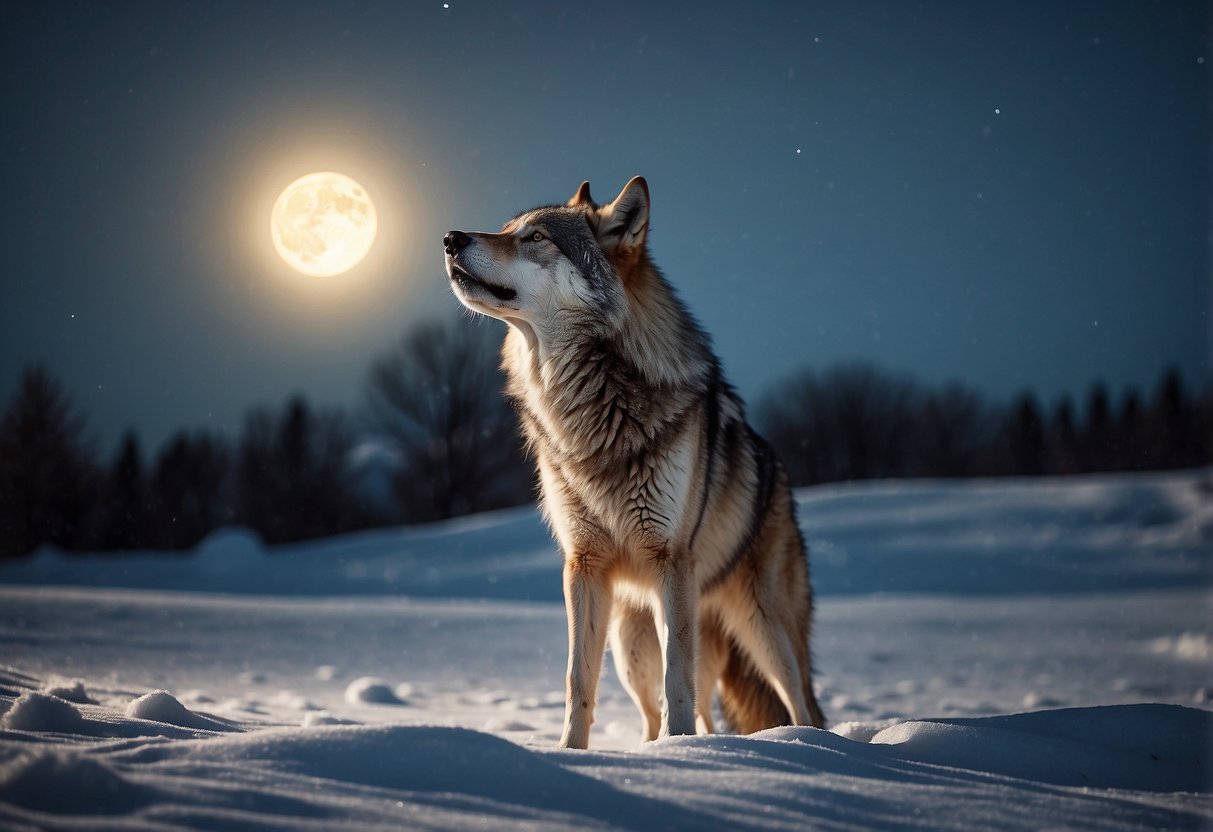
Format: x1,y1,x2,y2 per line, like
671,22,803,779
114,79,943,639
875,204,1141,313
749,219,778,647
1,470,1211,829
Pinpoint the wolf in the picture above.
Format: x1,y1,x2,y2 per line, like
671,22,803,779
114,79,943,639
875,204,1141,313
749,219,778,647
443,177,826,749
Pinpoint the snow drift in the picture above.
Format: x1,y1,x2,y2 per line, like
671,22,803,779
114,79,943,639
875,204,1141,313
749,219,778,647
0,470,1210,829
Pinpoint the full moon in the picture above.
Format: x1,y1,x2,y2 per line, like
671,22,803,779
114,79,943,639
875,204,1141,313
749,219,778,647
270,171,378,277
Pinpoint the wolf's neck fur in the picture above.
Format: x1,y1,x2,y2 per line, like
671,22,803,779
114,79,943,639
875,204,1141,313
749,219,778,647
505,266,714,466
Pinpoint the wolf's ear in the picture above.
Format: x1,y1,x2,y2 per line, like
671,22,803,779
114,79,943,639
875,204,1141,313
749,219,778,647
567,181,593,207
596,176,650,255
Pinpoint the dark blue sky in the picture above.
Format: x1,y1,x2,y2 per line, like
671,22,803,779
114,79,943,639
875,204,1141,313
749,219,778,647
2,1,1209,451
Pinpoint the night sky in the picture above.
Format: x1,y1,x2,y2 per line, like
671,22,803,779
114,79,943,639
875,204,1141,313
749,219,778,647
2,1,1209,452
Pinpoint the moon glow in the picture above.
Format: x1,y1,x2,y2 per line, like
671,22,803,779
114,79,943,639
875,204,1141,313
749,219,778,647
270,172,378,277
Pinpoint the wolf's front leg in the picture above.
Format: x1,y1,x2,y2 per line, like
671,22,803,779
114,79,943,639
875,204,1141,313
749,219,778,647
559,555,610,749
655,558,697,737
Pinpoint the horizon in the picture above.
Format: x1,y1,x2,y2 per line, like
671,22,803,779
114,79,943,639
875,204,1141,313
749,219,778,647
2,348,1204,459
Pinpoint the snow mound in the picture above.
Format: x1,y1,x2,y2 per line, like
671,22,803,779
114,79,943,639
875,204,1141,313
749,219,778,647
41,678,95,705
0,749,152,815
125,691,239,732
2,700,1208,830
343,676,407,705
143,724,700,827
300,712,359,727
869,704,1212,792
830,719,896,743
195,526,262,564
1,691,87,733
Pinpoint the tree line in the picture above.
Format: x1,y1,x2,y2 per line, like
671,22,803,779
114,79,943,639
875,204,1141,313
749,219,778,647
0,319,532,558
758,363,1210,486
0,318,1208,558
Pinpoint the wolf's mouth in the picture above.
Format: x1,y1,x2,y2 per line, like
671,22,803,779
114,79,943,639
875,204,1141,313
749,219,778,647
449,264,517,302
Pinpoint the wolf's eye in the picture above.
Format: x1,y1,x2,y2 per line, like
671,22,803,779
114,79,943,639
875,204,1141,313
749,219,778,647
530,231,545,242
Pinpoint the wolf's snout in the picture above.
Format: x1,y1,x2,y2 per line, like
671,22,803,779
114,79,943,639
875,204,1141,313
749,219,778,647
444,230,472,257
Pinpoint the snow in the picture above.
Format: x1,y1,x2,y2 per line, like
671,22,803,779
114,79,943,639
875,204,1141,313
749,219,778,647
41,678,95,705
344,677,410,706
124,690,239,732
2,692,89,734
867,705,1210,793
0,469,1210,829
3,470,1207,600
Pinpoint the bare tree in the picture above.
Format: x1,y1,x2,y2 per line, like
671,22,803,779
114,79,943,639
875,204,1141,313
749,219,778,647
758,363,922,485
910,384,995,477
366,318,531,523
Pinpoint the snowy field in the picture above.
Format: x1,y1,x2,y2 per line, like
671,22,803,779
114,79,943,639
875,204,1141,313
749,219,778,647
1,470,1211,830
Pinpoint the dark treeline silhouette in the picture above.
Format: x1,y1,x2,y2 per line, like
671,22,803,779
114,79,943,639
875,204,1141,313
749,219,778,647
0,318,533,558
757,363,1211,488
0,367,98,555
0,367,380,557
1,334,1208,558
234,398,366,544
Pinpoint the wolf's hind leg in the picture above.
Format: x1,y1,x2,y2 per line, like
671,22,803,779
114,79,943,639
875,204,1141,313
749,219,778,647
722,603,816,727
609,602,662,742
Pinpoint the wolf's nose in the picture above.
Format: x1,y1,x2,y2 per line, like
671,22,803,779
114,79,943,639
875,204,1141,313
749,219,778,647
444,230,472,256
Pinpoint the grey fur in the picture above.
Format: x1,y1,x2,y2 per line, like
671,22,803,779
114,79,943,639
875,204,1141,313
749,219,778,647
445,177,825,748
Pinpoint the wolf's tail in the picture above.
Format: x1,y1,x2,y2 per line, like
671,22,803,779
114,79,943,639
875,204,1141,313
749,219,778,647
718,643,827,733
718,643,789,733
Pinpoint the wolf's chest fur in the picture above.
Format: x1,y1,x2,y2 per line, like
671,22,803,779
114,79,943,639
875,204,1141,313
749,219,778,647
506,327,711,556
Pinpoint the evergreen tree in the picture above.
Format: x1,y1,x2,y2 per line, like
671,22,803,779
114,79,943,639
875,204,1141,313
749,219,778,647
275,397,313,540
1049,396,1080,474
235,396,358,543
0,366,99,557
1151,367,1191,469
148,431,230,549
235,408,279,539
99,431,147,550
274,396,356,541
1008,394,1046,475
1116,390,1147,471
1082,382,1113,471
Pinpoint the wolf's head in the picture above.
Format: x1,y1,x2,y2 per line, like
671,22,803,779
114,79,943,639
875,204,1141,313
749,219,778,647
443,177,652,336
